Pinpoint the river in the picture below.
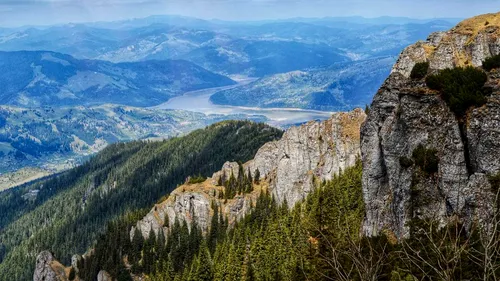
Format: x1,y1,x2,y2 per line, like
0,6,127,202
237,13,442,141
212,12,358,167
153,78,334,127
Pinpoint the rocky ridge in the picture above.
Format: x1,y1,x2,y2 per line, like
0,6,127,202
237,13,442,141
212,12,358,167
361,12,500,238
132,108,365,238
33,251,72,281
33,109,365,280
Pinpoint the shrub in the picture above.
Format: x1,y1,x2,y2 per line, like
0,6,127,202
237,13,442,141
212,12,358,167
188,175,206,184
483,54,500,71
425,66,488,117
399,156,414,168
410,62,429,79
412,145,439,175
365,104,371,115
68,267,76,281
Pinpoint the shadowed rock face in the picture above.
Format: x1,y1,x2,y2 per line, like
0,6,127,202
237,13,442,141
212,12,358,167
132,109,365,239
362,12,500,239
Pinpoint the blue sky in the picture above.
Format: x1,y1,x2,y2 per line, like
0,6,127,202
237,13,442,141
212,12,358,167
0,0,499,27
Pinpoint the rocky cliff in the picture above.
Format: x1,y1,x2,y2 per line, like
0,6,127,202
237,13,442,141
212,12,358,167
362,12,500,238
133,108,365,238
33,251,71,281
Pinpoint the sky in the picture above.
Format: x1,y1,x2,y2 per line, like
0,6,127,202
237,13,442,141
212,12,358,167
0,0,499,27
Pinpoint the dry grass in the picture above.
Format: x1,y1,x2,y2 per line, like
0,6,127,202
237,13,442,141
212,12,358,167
422,44,437,57
339,109,365,142
453,12,500,37
158,175,270,221
50,260,76,280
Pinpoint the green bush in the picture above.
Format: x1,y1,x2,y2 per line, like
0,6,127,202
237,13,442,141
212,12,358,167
412,145,439,175
410,62,429,79
399,156,414,168
425,66,488,117
483,54,500,71
188,175,206,184
68,267,76,281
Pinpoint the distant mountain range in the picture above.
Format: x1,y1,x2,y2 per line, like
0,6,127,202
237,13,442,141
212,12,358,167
0,15,458,190
0,51,235,107
210,57,396,110
0,104,267,184
0,18,456,77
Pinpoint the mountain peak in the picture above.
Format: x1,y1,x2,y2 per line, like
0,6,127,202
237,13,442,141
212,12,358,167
392,12,500,78
362,12,500,238
453,11,500,37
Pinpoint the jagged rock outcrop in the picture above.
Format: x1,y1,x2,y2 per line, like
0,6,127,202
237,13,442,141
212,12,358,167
392,13,500,78
133,109,365,238
33,251,69,281
362,12,500,238
247,109,364,207
97,270,113,281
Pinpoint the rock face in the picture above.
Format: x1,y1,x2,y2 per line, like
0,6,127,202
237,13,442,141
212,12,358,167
362,12,500,238
247,108,365,207
133,109,365,238
33,251,67,281
392,12,500,78
97,270,113,281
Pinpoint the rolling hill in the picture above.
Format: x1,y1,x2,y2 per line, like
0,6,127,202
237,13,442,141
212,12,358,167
210,57,396,110
0,51,235,107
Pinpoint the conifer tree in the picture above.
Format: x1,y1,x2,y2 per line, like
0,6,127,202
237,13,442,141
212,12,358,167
208,202,219,253
247,167,253,184
130,227,144,266
254,168,261,184
194,242,214,281
143,227,157,273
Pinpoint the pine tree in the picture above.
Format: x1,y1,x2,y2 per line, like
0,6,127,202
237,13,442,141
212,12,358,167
208,202,219,253
245,256,255,281
225,171,237,199
254,168,261,184
164,256,175,281
143,227,157,273
194,242,214,281
116,260,132,281
247,167,253,184
187,256,200,281
130,227,144,266
157,228,167,269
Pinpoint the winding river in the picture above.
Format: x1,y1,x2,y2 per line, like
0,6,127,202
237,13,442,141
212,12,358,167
153,78,334,127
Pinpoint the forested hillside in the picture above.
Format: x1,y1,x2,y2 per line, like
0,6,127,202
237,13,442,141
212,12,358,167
44,160,500,281
0,121,282,281
40,160,365,281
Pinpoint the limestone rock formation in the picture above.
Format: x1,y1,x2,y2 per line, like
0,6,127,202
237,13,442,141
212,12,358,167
362,12,500,238
133,109,365,237
33,251,69,281
97,270,113,281
250,109,364,206
392,12,500,78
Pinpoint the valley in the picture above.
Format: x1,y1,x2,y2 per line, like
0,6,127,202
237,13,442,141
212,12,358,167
0,105,268,189
155,77,334,127
2,9,495,281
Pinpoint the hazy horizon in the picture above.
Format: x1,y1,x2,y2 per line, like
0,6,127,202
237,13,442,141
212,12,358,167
0,0,498,28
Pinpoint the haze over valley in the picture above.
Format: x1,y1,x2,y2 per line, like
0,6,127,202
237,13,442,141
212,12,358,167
0,13,461,188
1,1,500,280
